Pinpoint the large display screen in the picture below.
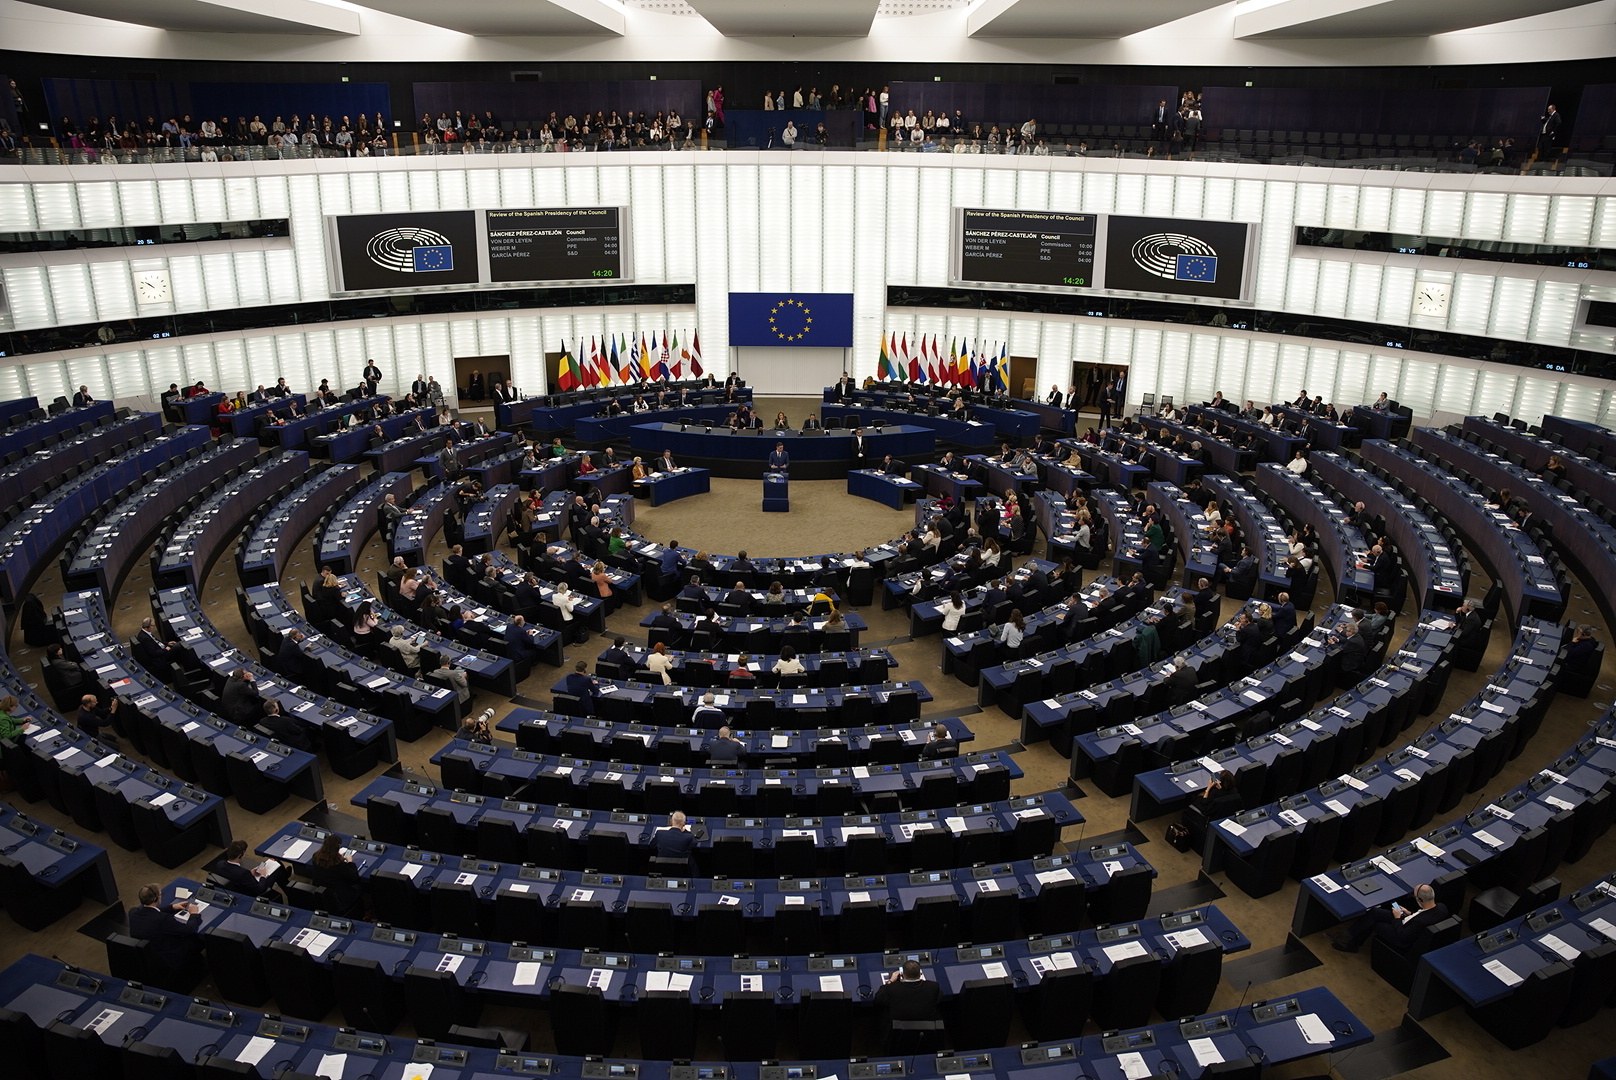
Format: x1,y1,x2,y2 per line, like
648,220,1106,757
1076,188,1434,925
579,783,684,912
1101,215,1251,301
956,209,1097,289
330,210,481,293
327,207,631,294
486,207,624,283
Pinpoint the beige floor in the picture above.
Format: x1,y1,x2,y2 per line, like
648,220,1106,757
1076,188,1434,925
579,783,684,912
2,397,1612,1076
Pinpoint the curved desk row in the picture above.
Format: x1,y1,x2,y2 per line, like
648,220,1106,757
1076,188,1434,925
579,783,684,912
1186,405,1306,465
436,731,994,814
1146,480,1219,586
1071,607,1356,794
0,399,112,458
63,438,261,598
5,719,229,869
627,423,937,480
1251,464,1375,603
1200,475,1293,597
1361,438,1565,623
517,384,752,437
153,585,398,778
492,709,965,773
238,464,365,586
256,818,1141,944
153,452,310,591
315,470,415,576
0,803,116,930
1135,611,1458,826
1308,451,1466,611
1290,706,1613,941
1139,415,1256,476
0,425,210,603
0,409,161,522
309,406,437,464
229,392,306,439
821,404,997,448
58,588,323,813
264,393,388,450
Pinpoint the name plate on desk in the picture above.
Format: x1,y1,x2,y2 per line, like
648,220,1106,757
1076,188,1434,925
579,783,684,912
497,1052,555,1075
850,1063,907,1079
581,950,632,968
654,955,706,972
506,945,557,962
908,870,952,885
933,1051,994,1073
582,1063,639,1079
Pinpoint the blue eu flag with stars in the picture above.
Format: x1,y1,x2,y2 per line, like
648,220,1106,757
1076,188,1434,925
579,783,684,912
1174,254,1217,282
413,244,455,272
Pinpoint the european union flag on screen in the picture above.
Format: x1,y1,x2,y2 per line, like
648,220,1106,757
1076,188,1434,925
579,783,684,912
728,292,855,348
413,244,455,272
1175,253,1217,282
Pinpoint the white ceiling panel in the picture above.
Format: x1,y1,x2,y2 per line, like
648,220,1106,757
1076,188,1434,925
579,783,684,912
41,0,358,33
1233,0,1588,37
342,0,625,35
685,0,880,36
968,0,1224,37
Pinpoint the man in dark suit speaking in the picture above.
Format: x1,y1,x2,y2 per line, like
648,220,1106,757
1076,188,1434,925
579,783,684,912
1333,882,1448,953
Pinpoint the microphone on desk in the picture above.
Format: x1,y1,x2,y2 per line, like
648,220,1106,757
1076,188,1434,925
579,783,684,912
1235,978,1254,1013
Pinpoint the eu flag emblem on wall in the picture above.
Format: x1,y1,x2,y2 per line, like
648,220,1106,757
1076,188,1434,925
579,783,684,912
729,293,855,347
413,244,455,272
1175,254,1217,282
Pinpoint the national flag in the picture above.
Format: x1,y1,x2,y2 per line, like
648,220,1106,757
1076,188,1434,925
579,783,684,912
690,332,704,378
556,341,579,392
620,333,639,382
593,336,612,386
587,337,602,387
997,342,1010,393
956,337,972,386
905,333,922,382
935,336,953,386
670,331,683,379
579,342,597,388
638,333,653,381
878,334,892,381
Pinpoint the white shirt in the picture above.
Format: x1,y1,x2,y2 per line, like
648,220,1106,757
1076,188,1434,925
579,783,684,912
645,652,675,685
1286,456,1308,475
939,599,966,632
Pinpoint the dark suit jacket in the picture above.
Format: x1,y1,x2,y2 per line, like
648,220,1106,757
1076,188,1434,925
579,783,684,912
707,738,742,765
214,860,274,896
1338,633,1369,674
1193,588,1220,621
1381,903,1450,950
649,827,696,861
875,977,943,1022
127,904,200,968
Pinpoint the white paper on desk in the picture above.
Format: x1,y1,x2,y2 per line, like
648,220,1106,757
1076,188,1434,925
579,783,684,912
1041,697,1061,709
401,1064,434,1080
1589,917,1616,941
1279,809,1307,828
1483,958,1523,987
1289,651,1310,664
976,878,1000,893
1324,799,1350,817
1338,773,1368,792
83,1008,123,1035
389,862,421,880
1036,868,1075,885
237,1036,276,1065
819,974,845,993
851,766,870,779
1219,819,1247,836
739,974,762,993
1299,718,1322,731
1474,830,1504,849
1168,927,1210,950
1295,1013,1335,1046
945,816,967,834
1103,860,1124,877
284,839,312,860
93,753,120,768
1546,795,1576,811
719,894,741,906
848,890,872,904
1539,933,1581,961
436,953,465,974
1413,837,1446,859
454,872,478,886
586,968,615,992
1103,940,1148,963
1371,855,1400,875
315,1052,347,1079
1117,1051,1152,1079
150,792,177,807
53,746,82,763
1309,874,1343,894
1189,1037,1225,1067
981,961,1008,979
841,826,877,840
513,961,542,986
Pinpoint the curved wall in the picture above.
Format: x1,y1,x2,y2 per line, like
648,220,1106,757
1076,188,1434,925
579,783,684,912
1,151,1613,423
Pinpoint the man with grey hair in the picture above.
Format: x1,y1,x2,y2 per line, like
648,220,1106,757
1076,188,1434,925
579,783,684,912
1334,882,1447,953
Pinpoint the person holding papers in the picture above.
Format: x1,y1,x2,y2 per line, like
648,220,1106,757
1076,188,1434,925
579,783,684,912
876,960,944,1050
648,810,696,868
213,839,288,901
309,832,363,916
1333,882,1448,953
128,883,204,970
